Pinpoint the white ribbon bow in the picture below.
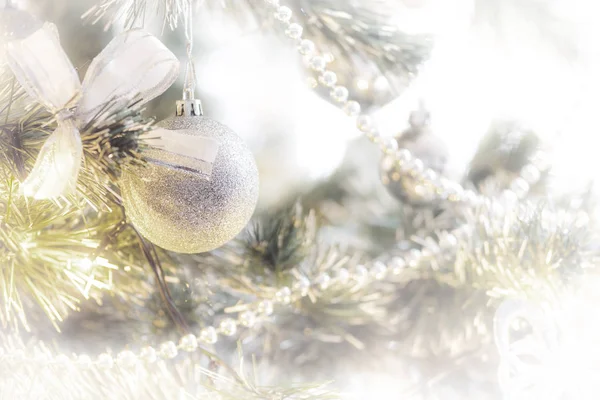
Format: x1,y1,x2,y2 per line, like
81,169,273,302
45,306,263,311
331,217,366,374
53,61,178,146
5,23,180,199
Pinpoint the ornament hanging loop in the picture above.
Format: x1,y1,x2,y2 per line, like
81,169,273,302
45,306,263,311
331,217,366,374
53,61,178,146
182,0,196,99
177,0,203,117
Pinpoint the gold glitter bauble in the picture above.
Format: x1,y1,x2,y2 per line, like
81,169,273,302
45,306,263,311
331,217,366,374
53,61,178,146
120,115,259,253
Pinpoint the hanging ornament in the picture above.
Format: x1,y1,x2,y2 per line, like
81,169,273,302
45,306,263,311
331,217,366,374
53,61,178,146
120,98,259,254
120,5,259,254
3,21,179,199
380,105,448,205
287,0,435,110
466,120,540,188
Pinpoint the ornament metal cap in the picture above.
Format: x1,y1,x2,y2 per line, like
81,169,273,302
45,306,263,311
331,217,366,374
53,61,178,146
176,98,203,117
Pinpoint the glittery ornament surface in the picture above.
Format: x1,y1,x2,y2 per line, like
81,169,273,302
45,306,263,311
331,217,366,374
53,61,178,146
120,116,259,253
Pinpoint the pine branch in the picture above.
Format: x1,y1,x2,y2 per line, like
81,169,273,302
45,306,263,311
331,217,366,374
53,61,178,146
417,205,595,302
82,0,191,30
79,99,154,208
0,67,162,331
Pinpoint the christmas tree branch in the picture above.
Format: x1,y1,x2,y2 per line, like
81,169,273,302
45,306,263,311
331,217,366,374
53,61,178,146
82,0,190,30
414,206,595,302
0,66,173,331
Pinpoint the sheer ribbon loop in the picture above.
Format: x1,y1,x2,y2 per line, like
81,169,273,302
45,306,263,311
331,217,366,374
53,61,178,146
6,23,180,199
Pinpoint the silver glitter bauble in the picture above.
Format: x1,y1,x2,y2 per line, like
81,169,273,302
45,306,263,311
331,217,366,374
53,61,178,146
380,107,448,205
120,102,259,254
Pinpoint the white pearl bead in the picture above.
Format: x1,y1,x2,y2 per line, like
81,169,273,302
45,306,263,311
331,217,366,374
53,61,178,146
159,341,178,359
464,190,480,206
78,354,93,369
520,164,541,184
410,159,424,175
370,261,388,280
319,70,337,87
356,115,374,133
139,346,157,363
219,318,237,336
510,177,530,198
423,168,437,182
366,130,382,143
330,86,349,103
380,137,398,154
239,310,257,328
298,39,315,56
275,286,292,304
406,249,421,268
390,258,406,275
97,353,114,370
438,178,456,198
501,189,519,205
381,156,396,172
179,334,198,352
439,233,457,249
343,100,361,116
530,150,551,171
336,267,350,284
454,183,467,198
286,23,303,39
353,264,369,284
258,299,274,316
55,354,70,365
316,273,331,290
420,247,432,258
274,6,292,22
117,350,137,368
309,56,326,72
293,276,311,296
200,326,218,344
396,149,412,163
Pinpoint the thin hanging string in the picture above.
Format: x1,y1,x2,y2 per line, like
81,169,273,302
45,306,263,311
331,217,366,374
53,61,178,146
182,0,197,100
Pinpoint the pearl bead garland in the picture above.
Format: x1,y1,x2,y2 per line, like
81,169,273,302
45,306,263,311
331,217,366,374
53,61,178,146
2,223,468,371
263,0,551,206
0,0,558,373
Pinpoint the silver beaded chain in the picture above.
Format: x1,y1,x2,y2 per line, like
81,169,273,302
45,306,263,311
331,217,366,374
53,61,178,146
263,0,551,206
